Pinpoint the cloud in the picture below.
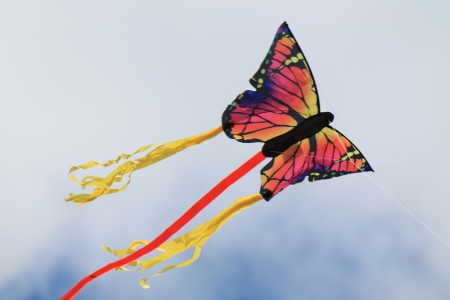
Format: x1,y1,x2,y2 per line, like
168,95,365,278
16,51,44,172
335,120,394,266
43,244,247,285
1,1,450,299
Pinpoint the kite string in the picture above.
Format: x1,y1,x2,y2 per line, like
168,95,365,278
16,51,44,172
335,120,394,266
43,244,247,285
60,151,267,300
353,163,450,249
317,83,450,248
317,82,450,248
328,126,450,249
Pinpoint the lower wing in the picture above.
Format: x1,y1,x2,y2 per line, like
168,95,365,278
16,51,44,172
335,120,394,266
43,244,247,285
259,126,373,200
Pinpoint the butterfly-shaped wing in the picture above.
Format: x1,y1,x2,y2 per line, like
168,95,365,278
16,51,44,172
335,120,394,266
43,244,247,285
307,126,373,182
222,90,299,142
250,22,319,119
260,126,373,201
260,137,315,200
222,22,319,143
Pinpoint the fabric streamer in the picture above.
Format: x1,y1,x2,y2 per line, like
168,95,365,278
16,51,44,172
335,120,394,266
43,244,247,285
66,126,222,205
62,22,374,300
103,193,263,288
61,151,266,300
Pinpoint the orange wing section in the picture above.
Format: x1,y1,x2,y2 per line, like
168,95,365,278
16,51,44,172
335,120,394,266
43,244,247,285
222,22,319,143
307,126,373,182
260,138,315,200
250,22,319,119
260,126,374,200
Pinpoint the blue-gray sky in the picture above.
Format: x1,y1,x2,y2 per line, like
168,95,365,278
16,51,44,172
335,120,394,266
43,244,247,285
1,1,450,299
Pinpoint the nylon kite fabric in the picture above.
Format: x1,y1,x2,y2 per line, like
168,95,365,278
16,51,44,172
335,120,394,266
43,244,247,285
221,22,373,201
62,152,266,300
103,193,263,288
63,22,374,299
66,126,222,205
260,126,373,200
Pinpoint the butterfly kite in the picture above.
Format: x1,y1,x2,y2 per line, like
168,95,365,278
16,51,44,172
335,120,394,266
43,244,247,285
62,22,373,299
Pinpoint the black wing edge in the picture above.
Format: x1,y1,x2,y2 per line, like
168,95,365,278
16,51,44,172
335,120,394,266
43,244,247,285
249,21,321,113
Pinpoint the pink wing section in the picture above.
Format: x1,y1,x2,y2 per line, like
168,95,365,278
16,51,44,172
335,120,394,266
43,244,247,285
307,126,373,182
222,90,298,142
250,22,319,119
260,138,315,200
260,126,373,200
222,22,319,143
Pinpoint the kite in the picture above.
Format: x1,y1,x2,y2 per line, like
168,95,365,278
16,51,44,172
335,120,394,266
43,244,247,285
62,22,373,299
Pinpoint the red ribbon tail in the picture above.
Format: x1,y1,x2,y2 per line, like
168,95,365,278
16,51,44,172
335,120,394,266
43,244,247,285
61,151,266,300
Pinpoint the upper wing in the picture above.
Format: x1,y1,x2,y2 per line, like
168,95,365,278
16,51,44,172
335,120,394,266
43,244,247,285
307,126,374,182
259,126,373,201
250,22,320,119
222,90,299,142
222,22,319,143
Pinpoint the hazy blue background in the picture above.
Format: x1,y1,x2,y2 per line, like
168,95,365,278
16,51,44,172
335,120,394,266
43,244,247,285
1,1,450,299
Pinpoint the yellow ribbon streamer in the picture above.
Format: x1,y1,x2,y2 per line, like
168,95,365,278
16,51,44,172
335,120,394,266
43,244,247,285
102,193,263,288
66,126,223,205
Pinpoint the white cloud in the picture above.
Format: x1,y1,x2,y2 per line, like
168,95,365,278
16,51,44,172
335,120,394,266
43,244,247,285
0,1,449,299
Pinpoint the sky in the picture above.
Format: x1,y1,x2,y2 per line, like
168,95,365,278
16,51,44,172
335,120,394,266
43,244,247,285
1,1,450,299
